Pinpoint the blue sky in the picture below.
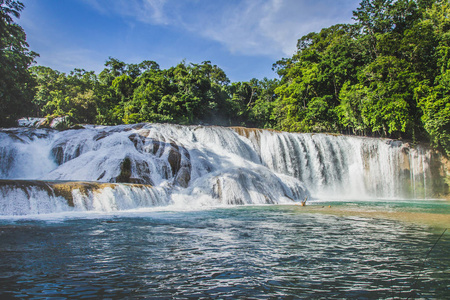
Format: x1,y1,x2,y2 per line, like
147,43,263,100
18,0,360,82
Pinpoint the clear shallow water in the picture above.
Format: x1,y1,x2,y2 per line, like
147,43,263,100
0,204,449,299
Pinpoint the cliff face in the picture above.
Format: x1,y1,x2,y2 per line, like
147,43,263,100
434,154,450,199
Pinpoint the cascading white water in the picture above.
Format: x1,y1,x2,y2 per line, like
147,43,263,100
0,180,170,215
0,129,57,179
0,123,444,215
243,130,436,199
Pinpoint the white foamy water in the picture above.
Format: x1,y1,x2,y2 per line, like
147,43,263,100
0,123,443,215
249,130,435,199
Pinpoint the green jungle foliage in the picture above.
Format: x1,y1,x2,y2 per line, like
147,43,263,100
0,0,37,126
1,0,450,155
29,59,278,128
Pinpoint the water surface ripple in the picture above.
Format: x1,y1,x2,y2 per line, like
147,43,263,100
0,206,449,299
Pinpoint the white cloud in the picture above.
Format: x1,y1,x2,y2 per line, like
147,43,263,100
81,0,170,24
82,0,360,58
191,0,360,57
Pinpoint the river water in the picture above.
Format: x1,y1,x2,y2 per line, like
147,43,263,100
1,202,449,299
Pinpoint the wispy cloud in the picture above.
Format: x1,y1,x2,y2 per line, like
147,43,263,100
21,0,360,75
82,0,360,58
81,0,170,24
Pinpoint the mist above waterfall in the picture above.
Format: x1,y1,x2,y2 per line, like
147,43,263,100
0,123,446,215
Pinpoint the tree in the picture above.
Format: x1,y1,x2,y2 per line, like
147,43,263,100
30,66,64,116
272,24,363,132
270,0,449,143
415,0,450,154
31,66,99,124
250,78,278,129
0,0,37,126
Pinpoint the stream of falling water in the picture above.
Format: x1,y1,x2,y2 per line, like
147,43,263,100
0,123,444,216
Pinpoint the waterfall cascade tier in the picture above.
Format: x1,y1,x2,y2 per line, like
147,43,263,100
0,180,168,215
231,127,447,200
0,123,447,215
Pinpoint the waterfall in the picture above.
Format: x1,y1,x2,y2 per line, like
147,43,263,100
236,129,439,199
0,123,445,215
0,180,170,215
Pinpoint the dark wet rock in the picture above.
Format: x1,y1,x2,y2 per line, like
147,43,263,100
128,132,163,155
113,157,153,185
0,146,17,177
151,140,160,155
115,157,132,183
168,147,181,176
174,167,191,188
97,170,106,181
128,133,144,150
50,142,83,165
125,133,193,186
51,144,65,165
166,142,191,186
93,132,111,141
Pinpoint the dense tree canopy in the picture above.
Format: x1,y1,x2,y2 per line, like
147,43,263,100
30,57,279,129
0,0,37,126
272,0,450,154
2,0,450,155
